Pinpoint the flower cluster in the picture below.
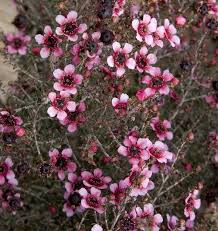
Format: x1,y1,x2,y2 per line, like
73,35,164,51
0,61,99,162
0,110,25,143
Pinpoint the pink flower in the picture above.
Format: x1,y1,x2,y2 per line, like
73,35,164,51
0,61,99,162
55,11,87,41
151,26,165,48
91,224,103,231
35,25,63,58
82,32,103,58
6,32,31,55
112,93,129,115
71,32,103,70
132,14,157,45
79,187,106,214
1,192,23,214
137,67,175,101
48,148,77,181
112,0,127,20
132,203,163,231
53,64,83,95
109,180,128,205
0,111,24,136
47,91,76,120
0,157,17,186
135,46,157,73
166,214,178,230
205,94,218,109
107,41,136,76
118,134,150,164
63,190,84,217
65,173,82,193
59,101,86,133
176,16,187,26
125,165,154,197
81,168,112,189
164,19,180,47
150,117,173,141
119,212,137,231
145,140,173,163
184,189,201,221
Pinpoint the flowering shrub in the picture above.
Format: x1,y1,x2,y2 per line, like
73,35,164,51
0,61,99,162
1,0,218,230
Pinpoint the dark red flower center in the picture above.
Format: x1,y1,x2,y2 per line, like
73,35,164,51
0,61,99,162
149,147,163,159
151,77,164,89
88,177,103,187
114,52,126,66
54,98,66,110
64,22,78,35
154,122,166,134
138,23,148,36
120,217,136,231
62,75,75,87
68,192,82,206
86,40,98,54
8,197,21,210
0,163,8,175
115,103,127,110
87,195,99,208
45,35,58,48
55,156,67,169
137,55,148,69
0,115,16,126
13,38,23,49
129,146,140,158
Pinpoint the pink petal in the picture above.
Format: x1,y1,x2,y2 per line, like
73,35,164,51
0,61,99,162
118,145,128,156
91,187,101,197
47,107,58,117
67,101,76,111
147,54,157,64
62,148,72,157
57,111,67,120
53,47,63,57
6,170,15,179
44,25,52,34
79,188,88,197
132,19,139,30
67,11,78,21
112,98,119,107
48,92,56,101
92,32,101,40
120,93,129,103
78,23,88,33
144,35,153,46
91,224,103,231
143,14,151,24
0,175,5,185
107,56,114,67
126,58,136,70
55,15,67,25
5,157,13,167
140,46,148,55
123,43,133,53
68,35,78,42
116,67,125,77
94,168,102,177
56,27,63,35
53,69,64,79
154,214,163,224
148,18,157,33
112,42,121,52
68,123,77,133
58,170,65,181
40,47,50,59
35,34,44,44
64,64,75,74
159,85,170,95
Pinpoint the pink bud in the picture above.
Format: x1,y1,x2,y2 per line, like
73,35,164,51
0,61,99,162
176,16,187,26
16,128,25,137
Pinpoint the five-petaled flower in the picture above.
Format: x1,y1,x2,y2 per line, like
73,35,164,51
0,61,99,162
150,116,173,141
137,67,175,101
109,180,128,205
47,91,76,120
145,140,173,163
35,25,63,58
135,46,157,73
53,64,83,95
132,14,157,45
49,148,77,180
79,187,106,214
81,168,112,190
6,32,31,55
55,10,87,41
184,189,201,221
112,93,129,115
118,134,150,165
0,157,18,186
107,41,136,76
